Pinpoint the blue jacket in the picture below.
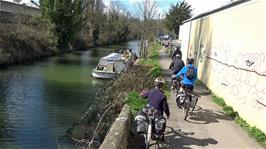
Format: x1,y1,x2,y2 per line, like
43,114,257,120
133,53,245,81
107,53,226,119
141,88,170,117
176,64,197,86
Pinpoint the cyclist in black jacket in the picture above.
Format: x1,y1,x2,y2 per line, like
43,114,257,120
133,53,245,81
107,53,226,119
171,46,182,59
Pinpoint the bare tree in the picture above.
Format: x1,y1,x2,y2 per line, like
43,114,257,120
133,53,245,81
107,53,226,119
132,0,159,58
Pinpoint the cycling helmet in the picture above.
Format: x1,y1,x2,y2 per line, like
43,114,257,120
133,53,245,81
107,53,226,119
187,58,194,64
154,77,165,88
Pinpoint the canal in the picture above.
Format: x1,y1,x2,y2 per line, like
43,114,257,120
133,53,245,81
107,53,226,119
0,40,139,149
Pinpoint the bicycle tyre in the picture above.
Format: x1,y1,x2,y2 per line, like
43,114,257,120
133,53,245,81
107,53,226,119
184,106,189,120
183,98,190,120
192,98,199,111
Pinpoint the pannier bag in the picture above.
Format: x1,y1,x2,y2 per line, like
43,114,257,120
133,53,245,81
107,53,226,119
154,116,166,135
134,114,147,134
176,93,186,105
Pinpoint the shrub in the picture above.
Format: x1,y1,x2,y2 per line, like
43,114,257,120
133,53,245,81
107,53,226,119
126,92,147,116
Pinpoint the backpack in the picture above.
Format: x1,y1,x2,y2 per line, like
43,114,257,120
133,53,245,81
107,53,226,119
186,66,195,79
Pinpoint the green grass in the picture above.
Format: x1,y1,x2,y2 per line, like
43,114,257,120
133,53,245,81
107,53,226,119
212,95,266,147
213,95,226,107
222,105,237,118
125,92,147,116
138,42,162,77
148,65,162,77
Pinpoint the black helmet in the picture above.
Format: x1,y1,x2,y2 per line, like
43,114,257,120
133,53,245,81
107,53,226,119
187,58,194,64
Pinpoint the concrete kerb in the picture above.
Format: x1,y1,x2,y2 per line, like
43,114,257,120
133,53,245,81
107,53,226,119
99,104,131,149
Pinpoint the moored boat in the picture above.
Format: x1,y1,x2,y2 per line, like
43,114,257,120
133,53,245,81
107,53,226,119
91,48,136,79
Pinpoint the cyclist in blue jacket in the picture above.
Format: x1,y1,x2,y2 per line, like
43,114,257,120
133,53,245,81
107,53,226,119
176,58,197,91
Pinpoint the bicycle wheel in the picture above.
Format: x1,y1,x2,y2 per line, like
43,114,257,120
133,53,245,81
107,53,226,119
184,106,189,120
183,98,190,120
192,98,199,111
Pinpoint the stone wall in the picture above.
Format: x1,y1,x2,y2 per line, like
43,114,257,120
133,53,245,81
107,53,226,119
100,105,131,149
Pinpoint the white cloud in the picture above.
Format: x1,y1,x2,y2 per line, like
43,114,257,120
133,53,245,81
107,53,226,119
186,0,232,16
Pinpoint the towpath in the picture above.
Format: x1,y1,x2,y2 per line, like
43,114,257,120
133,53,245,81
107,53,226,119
149,48,262,149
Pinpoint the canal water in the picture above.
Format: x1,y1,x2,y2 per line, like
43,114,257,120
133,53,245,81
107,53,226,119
0,40,139,149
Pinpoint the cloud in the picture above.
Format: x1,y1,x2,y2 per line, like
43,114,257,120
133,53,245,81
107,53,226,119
185,0,232,16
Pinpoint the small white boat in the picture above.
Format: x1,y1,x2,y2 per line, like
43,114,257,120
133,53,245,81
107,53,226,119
91,49,136,79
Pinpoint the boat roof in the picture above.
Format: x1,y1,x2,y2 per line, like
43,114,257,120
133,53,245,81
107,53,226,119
101,53,122,61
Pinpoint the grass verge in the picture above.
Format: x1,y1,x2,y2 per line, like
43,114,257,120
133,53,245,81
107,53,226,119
212,95,266,147
138,42,162,77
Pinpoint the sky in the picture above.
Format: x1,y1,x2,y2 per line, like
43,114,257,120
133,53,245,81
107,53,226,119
4,0,233,16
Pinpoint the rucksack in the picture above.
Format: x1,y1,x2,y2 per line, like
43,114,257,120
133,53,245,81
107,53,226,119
186,66,195,79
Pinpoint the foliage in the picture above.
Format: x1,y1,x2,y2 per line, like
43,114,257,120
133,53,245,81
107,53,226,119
148,66,162,77
126,92,147,116
213,95,226,107
223,105,237,118
41,0,83,51
0,22,55,66
138,43,162,77
77,0,133,48
164,1,192,37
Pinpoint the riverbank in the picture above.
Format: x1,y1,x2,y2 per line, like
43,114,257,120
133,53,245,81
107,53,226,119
0,23,56,66
0,17,135,67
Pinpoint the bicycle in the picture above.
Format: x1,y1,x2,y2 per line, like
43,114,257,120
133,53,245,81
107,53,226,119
176,86,198,120
134,106,166,149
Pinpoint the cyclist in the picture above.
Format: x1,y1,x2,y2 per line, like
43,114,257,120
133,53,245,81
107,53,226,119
176,58,197,92
171,46,182,59
169,54,185,90
140,77,170,119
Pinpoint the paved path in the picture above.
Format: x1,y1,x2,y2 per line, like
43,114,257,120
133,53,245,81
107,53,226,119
149,49,262,149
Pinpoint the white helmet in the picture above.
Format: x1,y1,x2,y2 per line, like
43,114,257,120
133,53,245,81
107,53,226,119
154,77,165,87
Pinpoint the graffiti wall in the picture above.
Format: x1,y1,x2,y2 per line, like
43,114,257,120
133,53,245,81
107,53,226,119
180,0,266,133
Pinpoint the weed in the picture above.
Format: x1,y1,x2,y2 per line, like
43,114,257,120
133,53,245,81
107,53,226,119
213,95,226,106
